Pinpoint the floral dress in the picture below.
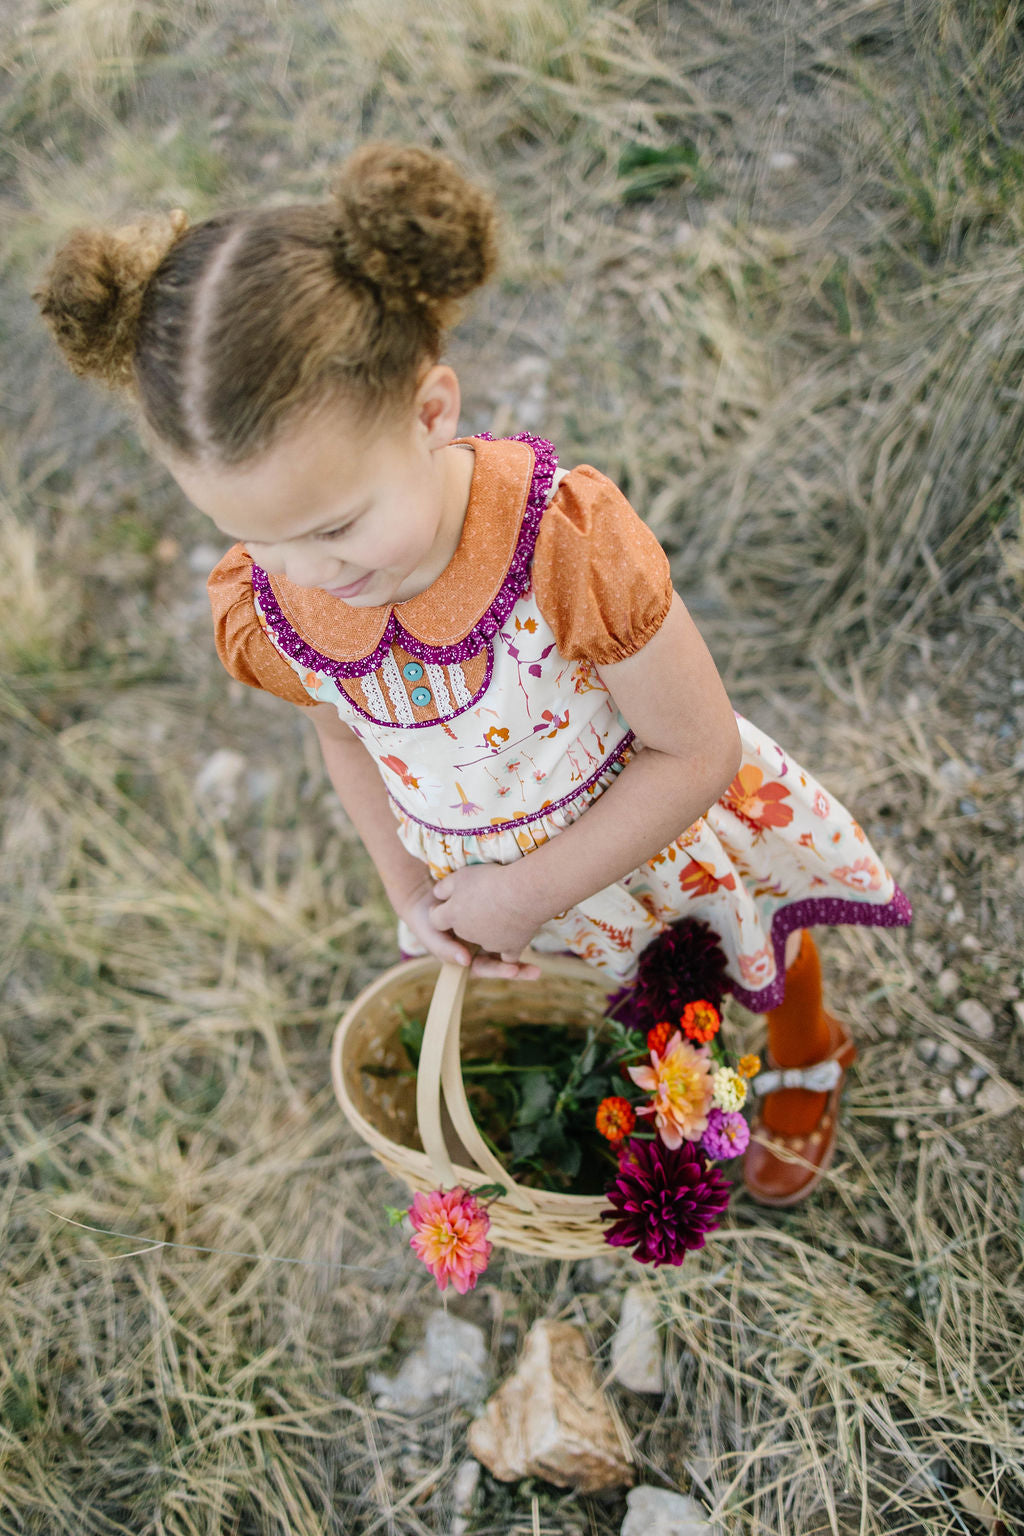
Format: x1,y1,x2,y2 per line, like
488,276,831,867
208,432,910,1010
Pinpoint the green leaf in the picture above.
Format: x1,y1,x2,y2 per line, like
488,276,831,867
384,1205,408,1227
510,1124,544,1161
398,1014,425,1066
517,1073,555,1126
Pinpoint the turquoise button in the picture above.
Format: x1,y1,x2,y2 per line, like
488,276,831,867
411,686,432,707
402,661,424,682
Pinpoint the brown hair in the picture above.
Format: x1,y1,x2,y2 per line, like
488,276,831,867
33,144,498,465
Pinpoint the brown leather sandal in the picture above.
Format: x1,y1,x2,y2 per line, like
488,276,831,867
742,1014,856,1208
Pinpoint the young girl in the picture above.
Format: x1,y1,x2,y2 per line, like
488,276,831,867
35,143,910,1208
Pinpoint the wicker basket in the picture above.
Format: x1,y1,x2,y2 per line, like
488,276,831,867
330,952,622,1258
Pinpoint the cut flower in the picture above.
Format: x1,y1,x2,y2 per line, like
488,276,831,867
596,1096,636,1145
701,1107,750,1160
602,1136,731,1265
408,1187,492,1294
710,1066,747,1111
629,1030,714,1148
680,999,721,1044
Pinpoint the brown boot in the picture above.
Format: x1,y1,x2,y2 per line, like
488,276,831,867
743,933,856,1208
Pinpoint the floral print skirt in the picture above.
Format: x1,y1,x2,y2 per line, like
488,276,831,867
395,714,911,1011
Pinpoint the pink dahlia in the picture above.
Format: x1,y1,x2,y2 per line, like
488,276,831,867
601,1138,731,1266
408,1187,492,1294
628,1030,714,1147
700,1107,750,1161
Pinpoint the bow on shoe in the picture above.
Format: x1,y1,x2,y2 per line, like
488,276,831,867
752,1060,843,1096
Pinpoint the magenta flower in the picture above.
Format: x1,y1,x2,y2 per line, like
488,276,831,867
408,1187,492,1294
700,1107,750,1160
601,1137,730,1266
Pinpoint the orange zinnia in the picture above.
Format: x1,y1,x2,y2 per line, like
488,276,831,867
646,1022,673,1057
680,1000,721,1044
596,1097,636,1146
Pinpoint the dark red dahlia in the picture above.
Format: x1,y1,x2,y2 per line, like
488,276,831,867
607,917,731,1035
601,1136,731,1266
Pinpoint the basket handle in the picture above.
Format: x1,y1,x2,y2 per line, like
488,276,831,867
416,962,540,1214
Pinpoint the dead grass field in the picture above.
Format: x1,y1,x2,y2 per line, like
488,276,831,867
2,1,1023,1532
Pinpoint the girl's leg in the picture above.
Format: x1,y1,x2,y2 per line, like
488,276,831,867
743,928,855,1206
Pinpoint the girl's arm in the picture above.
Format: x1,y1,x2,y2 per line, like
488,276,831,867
430,594,742,957
310,705,540,979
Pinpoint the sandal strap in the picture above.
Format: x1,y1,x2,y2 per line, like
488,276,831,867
752,1060,843,1096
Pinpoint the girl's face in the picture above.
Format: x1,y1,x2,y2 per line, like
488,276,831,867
165,368,472,608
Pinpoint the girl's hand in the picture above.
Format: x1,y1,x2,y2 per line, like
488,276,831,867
429,865,542,980
396,873,541,981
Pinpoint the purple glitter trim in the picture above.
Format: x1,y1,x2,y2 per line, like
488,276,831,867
390,731,635,837
725,884,913,1011
250,435,558,722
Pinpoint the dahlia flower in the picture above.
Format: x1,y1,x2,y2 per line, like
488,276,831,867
628,1030,714,1148
408,1187,492,1294
602,1137,731,1266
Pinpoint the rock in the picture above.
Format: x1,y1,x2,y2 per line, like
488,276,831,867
935,1042,962,1071
955,1000,995,1040
974,1079,1018,1117
937,969,959,1000
767,150,798,172
937,1085,956,1109
915,1039,938,1063
611,1286,664,1394
621,1486,722,1535
468,1320,632,1493
954,1074,977,1102
451,1459,481,1536
893,1119,910,1142
194,748,247,819
369,1311,490,1413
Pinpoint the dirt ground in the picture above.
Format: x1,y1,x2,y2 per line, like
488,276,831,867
1,2,1023,1532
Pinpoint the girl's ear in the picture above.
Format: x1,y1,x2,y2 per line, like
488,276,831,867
414,364,461,446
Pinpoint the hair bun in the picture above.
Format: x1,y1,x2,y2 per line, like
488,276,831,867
331,144,497,310
33,209,188,387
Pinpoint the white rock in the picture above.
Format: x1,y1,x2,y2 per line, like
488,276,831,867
194,748,247,819
937,758,971,792
937,969,960,999
935,1041,962,1070
937,1085,957,1109
468,1320,632,1493
954,1074,977,1102
768,150,798,172
621,1485,722,1536
915,1039,938,1063
974,1079,1018,1117
451,1458,481,1535
892,1119,910,1142
939,883,957,904
611,1286,664,1394
955,1000,995,1040
368,1311,490,1413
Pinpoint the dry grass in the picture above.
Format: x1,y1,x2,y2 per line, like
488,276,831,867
2,0,1023,1531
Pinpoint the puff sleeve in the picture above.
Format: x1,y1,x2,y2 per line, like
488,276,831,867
532,464,674,665
207,545,317,706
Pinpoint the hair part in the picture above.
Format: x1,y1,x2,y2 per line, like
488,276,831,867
33,144,498,466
